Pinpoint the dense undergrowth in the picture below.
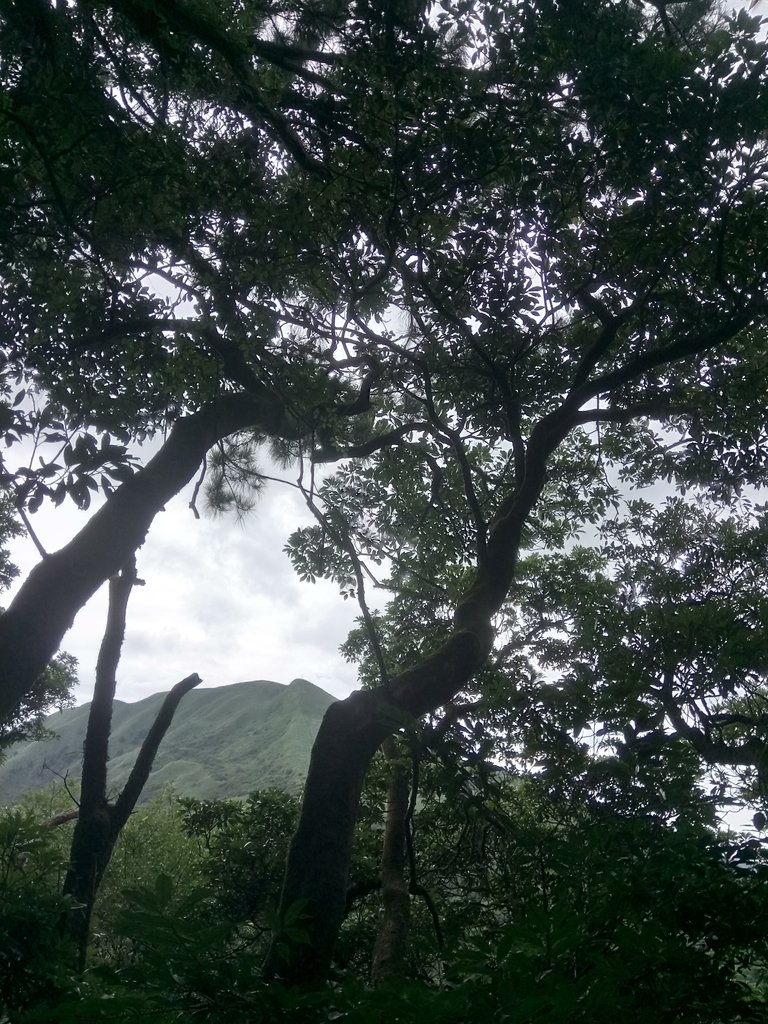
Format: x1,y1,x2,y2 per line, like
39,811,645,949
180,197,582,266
2,773,767,1024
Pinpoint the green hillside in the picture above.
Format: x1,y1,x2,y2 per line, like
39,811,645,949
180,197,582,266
0,678,336,805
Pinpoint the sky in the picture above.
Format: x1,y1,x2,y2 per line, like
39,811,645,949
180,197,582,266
5,444,363,705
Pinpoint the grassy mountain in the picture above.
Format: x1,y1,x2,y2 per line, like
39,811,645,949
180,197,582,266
0,678,335,806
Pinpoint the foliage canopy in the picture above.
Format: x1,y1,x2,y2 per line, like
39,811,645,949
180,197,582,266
3,0,768,1012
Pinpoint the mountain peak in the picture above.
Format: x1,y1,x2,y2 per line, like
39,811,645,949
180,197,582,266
0,679,336,806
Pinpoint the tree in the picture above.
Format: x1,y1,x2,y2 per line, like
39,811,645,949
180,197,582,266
15,708,768,1022
0,477,76,752
2,0,768,985
58,556,201,967
177,788,301,927
0,0,362,711
506,496,768,810
271,0,768,978
0,394,298,721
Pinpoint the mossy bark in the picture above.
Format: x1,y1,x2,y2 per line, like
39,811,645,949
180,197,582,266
371,739,411,986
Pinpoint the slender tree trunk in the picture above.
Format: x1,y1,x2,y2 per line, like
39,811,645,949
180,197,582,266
60,558,201,967
371,738,411,986
61,672,201,967
61,802,114,967
61,560,136,966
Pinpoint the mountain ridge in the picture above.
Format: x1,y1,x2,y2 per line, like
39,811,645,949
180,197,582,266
0,678,336,805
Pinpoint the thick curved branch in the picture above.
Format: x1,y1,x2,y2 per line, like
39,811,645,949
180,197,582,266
570,292,625,389
570,402,693,427
337,364,382,417
659,668,768,770
100,0,332,177
663,715,768,770
576,309,757,403
74,317,200,350
311,421,430,463
0,390,299,723
76,318,263,395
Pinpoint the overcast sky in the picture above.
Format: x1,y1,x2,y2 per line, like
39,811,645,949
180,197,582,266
6,446,362,706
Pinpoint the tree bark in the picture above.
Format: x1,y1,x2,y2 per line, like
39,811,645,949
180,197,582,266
81,561,137,810
266,688,388,982
59,552,202,967
267,637,496,983
111,672,202,831
61,560,137,966
370,738,411,986
0,389,298,725
61,801,114,968
61,672,200,968
268,416,564,985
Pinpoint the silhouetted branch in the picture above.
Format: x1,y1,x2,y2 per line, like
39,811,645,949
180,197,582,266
311,421,430,463
113,672,202,830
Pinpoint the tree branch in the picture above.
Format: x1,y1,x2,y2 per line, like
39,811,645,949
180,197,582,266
569,402,693,427
43,808,79,828
311,421,430,463
0,390,300,723
73,317,201,351
16,505,48,559
102,0,332,177
570,292,626,389
337,363,382,417
577,309,757,402
80,558,137,810
112,672,202,831
659,669,768,770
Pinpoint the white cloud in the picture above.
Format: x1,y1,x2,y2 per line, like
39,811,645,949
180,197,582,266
6,464,362,705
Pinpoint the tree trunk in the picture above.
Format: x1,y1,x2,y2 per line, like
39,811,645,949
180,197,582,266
0,390,298,725
59,556,202,967
61,799,114,968
370,738,411,986
266,688,388,983
61,672,200,967
61,560,135,966
267,625,501,983
270,421,561,985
